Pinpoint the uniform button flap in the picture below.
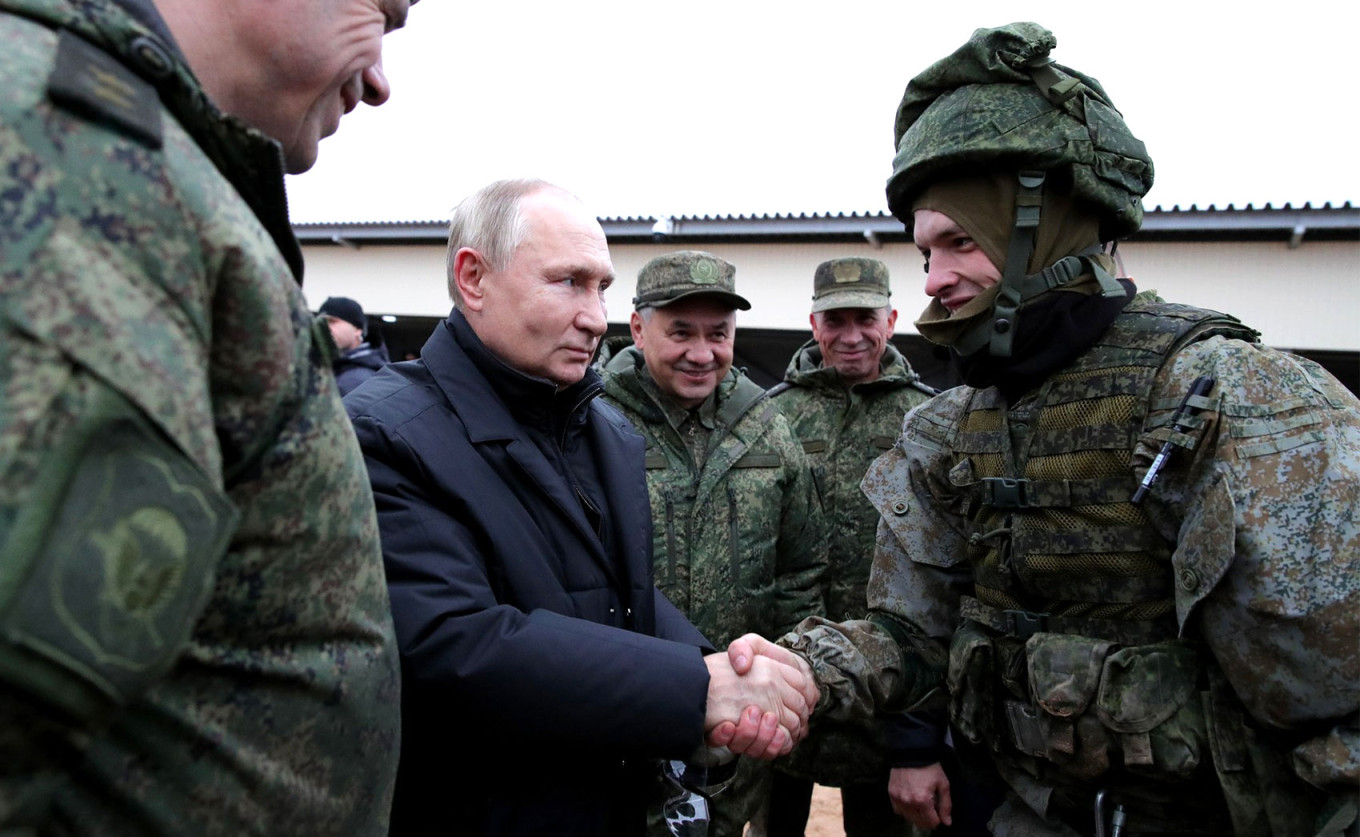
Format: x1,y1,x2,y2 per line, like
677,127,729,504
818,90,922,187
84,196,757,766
1177,567,1200,592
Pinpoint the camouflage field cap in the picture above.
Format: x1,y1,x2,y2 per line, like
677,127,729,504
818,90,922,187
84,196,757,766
811,258,891,313
633,250,751,310
886,22,1154,241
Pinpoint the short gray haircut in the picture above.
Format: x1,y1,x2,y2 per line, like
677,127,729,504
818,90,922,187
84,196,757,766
445,178,558,307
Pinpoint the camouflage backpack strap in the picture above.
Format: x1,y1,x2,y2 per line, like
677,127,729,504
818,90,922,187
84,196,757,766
765,381,793,399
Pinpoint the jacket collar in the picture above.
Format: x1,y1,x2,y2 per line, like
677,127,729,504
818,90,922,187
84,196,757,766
421,311,624,587
436,309,602,444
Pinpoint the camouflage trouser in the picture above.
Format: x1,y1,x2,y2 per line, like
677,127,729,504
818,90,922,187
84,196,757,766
648,756,770,837
987,794,1081,837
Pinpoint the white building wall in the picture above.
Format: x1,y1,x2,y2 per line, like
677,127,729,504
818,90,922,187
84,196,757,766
301,238,1359,351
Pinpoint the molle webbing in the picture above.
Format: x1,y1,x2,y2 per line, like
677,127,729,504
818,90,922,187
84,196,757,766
956,301,1251,627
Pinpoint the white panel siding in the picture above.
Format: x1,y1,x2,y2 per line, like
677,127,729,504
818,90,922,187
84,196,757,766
300,239,1359,351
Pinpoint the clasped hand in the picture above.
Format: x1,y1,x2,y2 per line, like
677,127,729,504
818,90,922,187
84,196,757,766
700,633,819,760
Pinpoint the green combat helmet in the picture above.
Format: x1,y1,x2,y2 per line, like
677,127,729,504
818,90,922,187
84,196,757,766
888,22,1155,357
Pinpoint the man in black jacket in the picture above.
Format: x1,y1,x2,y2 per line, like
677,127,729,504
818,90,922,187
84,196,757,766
319,296,391,395
346,178,817,836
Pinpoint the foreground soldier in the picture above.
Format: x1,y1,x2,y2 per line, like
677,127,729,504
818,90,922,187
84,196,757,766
766,258,940,836
0,0,414,831
774,23,1360,837
597,251,828,836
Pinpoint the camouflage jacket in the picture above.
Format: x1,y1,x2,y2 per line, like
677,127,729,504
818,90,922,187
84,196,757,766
769,341,935,622
597,338,827,647
0,1,400,833
788,296,1360,833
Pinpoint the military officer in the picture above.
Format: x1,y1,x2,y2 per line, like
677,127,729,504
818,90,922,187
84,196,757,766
0,0,414,830
597,250,828,836
765,259,941,836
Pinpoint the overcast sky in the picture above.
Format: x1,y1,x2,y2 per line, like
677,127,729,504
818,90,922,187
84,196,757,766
285,1,1359,225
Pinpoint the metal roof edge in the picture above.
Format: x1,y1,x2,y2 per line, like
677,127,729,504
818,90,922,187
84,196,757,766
295,203,1359,247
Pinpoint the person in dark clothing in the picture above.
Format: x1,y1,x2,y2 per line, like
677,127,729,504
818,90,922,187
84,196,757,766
345,179,819,836
320,295,391,395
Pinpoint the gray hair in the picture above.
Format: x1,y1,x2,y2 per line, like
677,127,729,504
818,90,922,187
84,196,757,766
445,178,558,307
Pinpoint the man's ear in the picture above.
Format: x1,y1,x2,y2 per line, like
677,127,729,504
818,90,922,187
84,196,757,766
453,248,489,313
629,310,645,348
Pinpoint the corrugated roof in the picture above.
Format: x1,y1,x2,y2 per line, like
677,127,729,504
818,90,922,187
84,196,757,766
294,202,1359,246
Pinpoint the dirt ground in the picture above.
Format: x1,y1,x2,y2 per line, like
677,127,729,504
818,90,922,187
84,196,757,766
805,784,846,836
740,784,845,836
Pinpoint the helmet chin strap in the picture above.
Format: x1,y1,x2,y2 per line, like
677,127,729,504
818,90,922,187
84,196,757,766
953,170,1125,359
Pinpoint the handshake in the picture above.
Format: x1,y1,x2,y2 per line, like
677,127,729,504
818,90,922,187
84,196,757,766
701,634,819,760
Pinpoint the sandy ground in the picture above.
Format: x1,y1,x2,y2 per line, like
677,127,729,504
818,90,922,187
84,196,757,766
741,783,845,836
804,784,846,836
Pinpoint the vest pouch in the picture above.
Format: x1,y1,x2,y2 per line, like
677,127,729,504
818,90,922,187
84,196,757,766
947,620,996,746
1023,633,1116,779
1095,642,1206,778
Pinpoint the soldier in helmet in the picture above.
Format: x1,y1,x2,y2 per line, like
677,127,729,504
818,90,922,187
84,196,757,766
763,258,942,836
740,22,1360,836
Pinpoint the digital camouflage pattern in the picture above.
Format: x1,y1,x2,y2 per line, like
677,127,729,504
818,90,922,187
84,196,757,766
886,22,1153,240
767,342,933,790
597,338,826,837
0,0,400,832
597,340,826,647
633,250,751,311
787,295,1360,835
771,342,933,624
810,257,892,314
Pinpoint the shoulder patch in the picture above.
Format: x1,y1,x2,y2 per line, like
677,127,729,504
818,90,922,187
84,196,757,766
0,407,233,720
47,30,163,149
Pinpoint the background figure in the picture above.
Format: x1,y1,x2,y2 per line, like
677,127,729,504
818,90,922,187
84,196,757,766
779,22,1360,837
596,250,828,836
320,295,391,395
765,258,968,837
345,181,816,836
0,0,413,831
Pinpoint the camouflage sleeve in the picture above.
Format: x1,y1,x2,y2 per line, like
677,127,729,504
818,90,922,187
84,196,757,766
770,415,829,634
783,398,970,727
1146,338,1360,793
1,43,239,817
0,272,236,818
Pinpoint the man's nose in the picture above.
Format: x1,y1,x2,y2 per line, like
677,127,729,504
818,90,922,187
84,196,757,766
576,295,607,337
362,58,391,107
686,340,716,365
924,258,956,298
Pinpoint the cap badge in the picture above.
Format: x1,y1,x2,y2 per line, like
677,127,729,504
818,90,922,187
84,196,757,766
833,263,862,283
690,260,719,284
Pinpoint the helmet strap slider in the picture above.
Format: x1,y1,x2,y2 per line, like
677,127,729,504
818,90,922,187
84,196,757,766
991,171,1048,357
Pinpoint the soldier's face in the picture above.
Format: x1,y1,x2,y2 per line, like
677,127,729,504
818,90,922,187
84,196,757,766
810,306,897,385
630,299,736,409
914,209,1002,313
232,0,412,173
458,189,614,388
